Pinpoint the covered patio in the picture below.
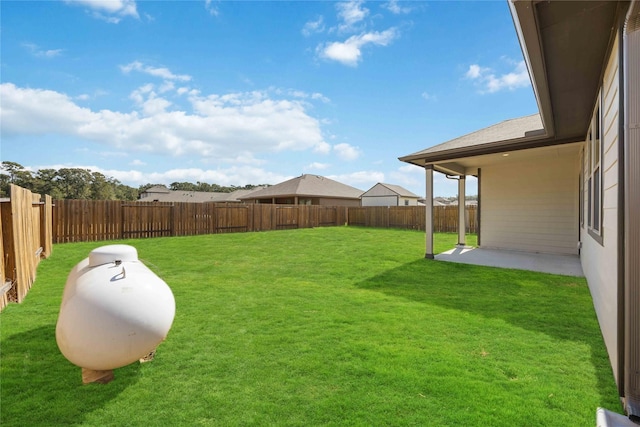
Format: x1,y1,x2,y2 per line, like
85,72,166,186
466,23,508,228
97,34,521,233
436,246,584,277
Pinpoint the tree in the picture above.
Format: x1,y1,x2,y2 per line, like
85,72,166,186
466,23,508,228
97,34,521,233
0,161,34,196
34,169,64,199
56,168,92,199
115,183,139,200
170,181,198,191
90,172,116,200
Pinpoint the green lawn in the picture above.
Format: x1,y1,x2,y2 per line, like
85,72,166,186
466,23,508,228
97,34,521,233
0,227,621,426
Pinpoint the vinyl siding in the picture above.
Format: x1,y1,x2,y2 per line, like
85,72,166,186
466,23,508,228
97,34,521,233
481,150,579,255
362,184,395,197
362,196,398,206
580,34,620,382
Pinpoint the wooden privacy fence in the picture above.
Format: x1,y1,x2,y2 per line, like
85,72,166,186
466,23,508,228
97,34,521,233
1,184,53,311
348,205,477,233
53,200,350,243
52,200,477,243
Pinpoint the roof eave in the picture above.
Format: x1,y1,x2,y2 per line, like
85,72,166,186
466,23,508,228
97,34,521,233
509,0,555,138
398,131,580,166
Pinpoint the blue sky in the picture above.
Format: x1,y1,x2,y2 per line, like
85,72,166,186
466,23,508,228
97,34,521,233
1,0,538,197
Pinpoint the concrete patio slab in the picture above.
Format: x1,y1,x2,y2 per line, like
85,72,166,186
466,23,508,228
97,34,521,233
435,246,584,277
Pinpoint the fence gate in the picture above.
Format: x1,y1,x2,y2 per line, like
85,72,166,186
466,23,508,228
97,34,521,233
276,206,298,230
318,207,337,226
215,206,249,233
122,203,173,239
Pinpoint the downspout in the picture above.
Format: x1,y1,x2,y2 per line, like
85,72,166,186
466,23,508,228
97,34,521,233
623,0,640,418
477,169,481,247
618,10,627,402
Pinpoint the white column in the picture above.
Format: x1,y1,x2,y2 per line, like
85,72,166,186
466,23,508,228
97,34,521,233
458,176,466,246
425,166,434,259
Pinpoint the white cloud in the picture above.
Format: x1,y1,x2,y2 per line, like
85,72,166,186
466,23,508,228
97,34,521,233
384,0,412,14
421,92,436,101
333,143,361,161
465,60,530,94
336,0,369,33
205,0,219,16
0,82,328,161
305,162,330,170
22,42,63,58
318,28,398,67
302,16,325,37
328,170,385,191
313,141,332,154
103,165,290,187
65,0,139,23
130,159,146,166
120,61,192,82
129,83,172,116
465,64,485,79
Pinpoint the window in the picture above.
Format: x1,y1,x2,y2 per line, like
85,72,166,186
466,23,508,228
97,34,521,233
586,93,603,241
579,148,584,228
404,200,409,206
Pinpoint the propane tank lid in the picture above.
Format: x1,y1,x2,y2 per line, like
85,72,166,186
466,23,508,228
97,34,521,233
89,244,139,267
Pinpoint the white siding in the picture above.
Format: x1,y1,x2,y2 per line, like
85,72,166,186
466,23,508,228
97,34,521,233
362,184,395,197
481,150,579,255
580,34,620,381
398,197,419,206
362,196,398,206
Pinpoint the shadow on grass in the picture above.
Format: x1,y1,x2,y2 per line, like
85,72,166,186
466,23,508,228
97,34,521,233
0,324,141,426
355,258,620,409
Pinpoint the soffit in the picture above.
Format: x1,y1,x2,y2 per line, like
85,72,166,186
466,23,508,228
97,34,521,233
432,141,583,176
534,0,619,140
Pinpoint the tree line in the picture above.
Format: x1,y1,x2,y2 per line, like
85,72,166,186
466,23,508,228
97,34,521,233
0,162,266,200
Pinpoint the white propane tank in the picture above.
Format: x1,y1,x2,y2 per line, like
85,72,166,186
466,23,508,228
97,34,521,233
56,244,175,371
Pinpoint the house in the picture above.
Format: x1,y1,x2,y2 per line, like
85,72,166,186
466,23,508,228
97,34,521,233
138,185,258,203
361,183,421,206
238,174,363,206
400,0,639,417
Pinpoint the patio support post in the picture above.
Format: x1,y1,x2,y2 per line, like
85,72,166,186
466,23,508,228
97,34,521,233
458,175,466,246
425,165,434,259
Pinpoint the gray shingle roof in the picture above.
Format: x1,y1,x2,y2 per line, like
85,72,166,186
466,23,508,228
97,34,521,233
362,183,420,198
400,114,543,161
139,187,262,203
378,183,420,198
239,174,363,200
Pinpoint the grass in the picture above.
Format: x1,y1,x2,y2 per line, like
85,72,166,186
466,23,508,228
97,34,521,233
0,227,621,426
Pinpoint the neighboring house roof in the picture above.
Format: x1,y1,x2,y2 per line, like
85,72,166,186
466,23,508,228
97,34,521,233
214,188,262,202
239,174,363,200
144,185,172,194
140,187,261,203
362,183,420,199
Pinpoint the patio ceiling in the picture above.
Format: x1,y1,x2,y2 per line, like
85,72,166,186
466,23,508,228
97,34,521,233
435,141,582,177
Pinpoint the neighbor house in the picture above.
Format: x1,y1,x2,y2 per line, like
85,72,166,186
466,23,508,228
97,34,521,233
361,183,421,207
400,0,639,417
139,185,258,203
238,174,363,206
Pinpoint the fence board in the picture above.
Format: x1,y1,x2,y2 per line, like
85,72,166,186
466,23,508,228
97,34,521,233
0,202,7,311
0,185,50,307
